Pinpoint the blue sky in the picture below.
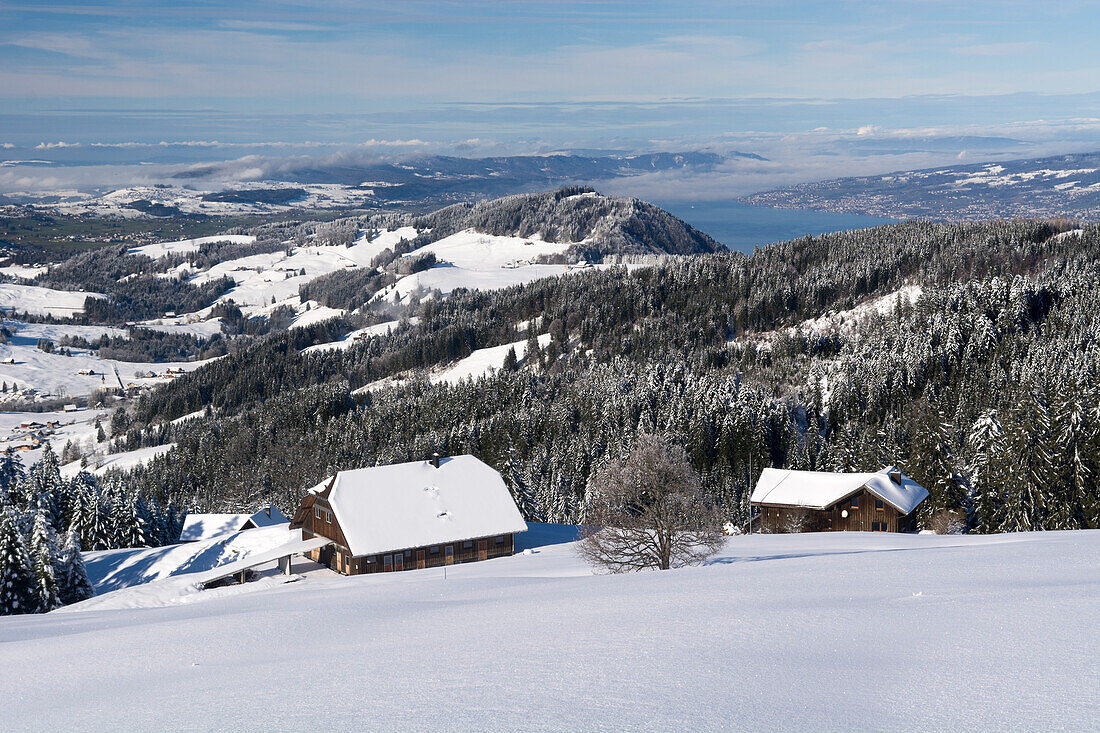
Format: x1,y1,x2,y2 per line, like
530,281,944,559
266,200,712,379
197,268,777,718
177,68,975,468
4,2,1098,116
2,1,1100,193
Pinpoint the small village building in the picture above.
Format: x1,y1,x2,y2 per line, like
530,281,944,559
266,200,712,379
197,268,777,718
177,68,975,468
751,466,929,533
179,505,289,542
290,454,528,575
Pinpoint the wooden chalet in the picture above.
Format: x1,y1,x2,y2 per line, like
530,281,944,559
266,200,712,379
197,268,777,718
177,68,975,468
750,466,928,533
290,454,528,575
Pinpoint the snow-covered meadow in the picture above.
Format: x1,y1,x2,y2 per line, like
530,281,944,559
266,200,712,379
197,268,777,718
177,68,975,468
0,282,103,317
1,528,1096,730
0,321,217,400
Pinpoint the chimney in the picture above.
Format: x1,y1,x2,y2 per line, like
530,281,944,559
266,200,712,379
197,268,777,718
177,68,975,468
431,452,441,468
265,505,271,518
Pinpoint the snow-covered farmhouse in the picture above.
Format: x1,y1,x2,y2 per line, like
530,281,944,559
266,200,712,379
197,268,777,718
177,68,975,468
179,505,290,542
751,466,929,533
290,454,528,575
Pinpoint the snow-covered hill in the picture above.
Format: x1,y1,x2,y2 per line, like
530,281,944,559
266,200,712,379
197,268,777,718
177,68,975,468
2,528,1096,730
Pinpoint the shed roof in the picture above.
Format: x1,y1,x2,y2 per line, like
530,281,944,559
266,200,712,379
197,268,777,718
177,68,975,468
750,466,929,515
179,505,289,542
311,455,528,557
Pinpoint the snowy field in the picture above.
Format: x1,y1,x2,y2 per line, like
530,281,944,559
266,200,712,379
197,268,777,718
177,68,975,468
302,318,414,354
406,228,574,269
0,327,218,399
60,443,175,478
130,234,257,260
0,282,102,317
0,263,47,279
432,333,551,385
375,263,577,304
1,528,1096,731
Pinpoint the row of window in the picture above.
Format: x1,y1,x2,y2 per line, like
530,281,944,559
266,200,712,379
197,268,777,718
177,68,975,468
365,536,509,566
870,521,889,532
849,497,886,511
314,506,332,523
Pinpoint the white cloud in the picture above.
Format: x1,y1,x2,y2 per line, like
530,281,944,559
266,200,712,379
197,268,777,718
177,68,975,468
34,141,81,149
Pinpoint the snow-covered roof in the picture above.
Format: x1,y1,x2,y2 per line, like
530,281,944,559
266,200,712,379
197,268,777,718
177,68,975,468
750,466,928,515
179,506,289,542
314,455,528,557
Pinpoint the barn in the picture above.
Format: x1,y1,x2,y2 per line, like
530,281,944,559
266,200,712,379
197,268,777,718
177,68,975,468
179,505,289,542
289,454,528,575
750,466,929,533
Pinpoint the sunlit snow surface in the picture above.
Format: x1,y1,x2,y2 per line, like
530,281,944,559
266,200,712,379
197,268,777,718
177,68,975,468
2,527,1097,730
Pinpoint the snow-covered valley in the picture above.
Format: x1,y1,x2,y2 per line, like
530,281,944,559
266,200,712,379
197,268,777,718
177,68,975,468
1,527,1096,730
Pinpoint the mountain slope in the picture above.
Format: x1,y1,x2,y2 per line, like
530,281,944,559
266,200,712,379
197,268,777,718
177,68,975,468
743,150,1100,220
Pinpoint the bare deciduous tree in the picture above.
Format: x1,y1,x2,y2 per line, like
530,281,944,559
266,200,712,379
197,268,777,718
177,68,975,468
578,435,725,572
781,508,812,534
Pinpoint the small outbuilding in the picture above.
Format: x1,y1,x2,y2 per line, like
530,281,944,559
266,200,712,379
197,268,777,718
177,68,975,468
179,505,289,542
751,466,928,533
290,454,528,575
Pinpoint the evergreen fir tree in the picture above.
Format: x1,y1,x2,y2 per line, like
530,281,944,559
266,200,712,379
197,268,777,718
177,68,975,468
0,509,39,615
968,410,1003,532
56,528,94,606
501,346,518,372
29,510,60,612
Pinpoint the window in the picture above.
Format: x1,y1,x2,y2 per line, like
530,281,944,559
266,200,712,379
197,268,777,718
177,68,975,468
315,507,323,520
871,521,888,532
430,546,440,554
366,556,375,563
850,497,859,509
463,541,473,549
445,545,454,558
404,550,412,558
494,535,505,545
383,555,393,570
875,499,884,511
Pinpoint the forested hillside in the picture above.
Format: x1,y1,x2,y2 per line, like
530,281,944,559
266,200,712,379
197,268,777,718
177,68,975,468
113,219,1100,533
389,187,725,259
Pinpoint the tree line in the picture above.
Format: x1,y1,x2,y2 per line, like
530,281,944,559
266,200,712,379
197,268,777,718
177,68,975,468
104,219,1100,534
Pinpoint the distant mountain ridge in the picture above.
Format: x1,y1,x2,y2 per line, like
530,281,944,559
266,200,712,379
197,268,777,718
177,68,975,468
742,150,1100,221
174,151,736,208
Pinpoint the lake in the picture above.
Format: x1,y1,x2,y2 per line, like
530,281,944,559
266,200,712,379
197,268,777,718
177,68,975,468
652,199,896,254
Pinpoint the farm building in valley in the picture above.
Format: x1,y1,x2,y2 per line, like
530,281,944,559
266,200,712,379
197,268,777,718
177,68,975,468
290,454,528,575
751,466,928,533
179,505,289,542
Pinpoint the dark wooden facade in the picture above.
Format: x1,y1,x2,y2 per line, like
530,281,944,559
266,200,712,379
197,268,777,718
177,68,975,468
289,489,516,575
754,488,917,534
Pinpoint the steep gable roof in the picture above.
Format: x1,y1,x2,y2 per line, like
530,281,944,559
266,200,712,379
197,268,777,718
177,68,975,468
750,466,929,515
179,505,289,542
314,455,528,557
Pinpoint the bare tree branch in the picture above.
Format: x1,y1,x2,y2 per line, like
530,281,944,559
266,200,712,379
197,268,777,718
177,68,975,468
578,434,725,572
